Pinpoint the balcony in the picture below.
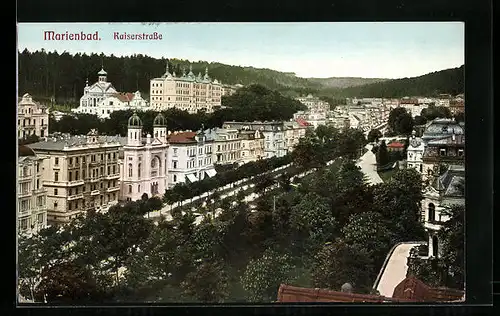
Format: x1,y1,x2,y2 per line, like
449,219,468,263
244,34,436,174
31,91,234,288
40,124,48,129
67,180,85,187
89,161,100,166
423,221,443,232
53,164,60,170
89,176,102,183
104,173,120,180
23,124,35,129
18,174,32,181
90,190,100,196
18,191,31,198
106,186,120,193
68,193,84,201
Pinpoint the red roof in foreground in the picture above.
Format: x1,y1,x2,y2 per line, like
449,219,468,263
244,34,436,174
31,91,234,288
387,142,405,148
167,131,197,144
277,277,464,303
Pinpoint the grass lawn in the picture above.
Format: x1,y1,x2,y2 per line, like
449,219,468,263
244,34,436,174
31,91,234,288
377,164,399,182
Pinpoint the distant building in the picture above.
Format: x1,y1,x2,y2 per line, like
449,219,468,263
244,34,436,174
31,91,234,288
449,100,464,115
118,113,169,202
72,68,149,119
18,93,49,139
18,146,48,235
295,94,329,112
222,121,287,158
386,141,405,152
27,130,122,225
149,64,222,114
421,133,465,184
283,119,309,153
206,127,242,166
421,118,464,145
399,99,428,118
167,130,216,188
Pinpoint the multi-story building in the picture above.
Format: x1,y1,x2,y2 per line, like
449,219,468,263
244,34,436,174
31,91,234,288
222,121,287,158
118,113,169,201
406,131,426,173
167,130,217,188
72,68,149,119
205,127,242,165
27,130,122,225
283,120,309,152
239,129,265,164
295,94,330,112
292,111,327,129
17,146,48,235
17,93,49,139
399,98,428,118
449,100,465,115
221,84,238,97
421,164,464,258
421,118,465,145
421,133,465,184
149,64,222,114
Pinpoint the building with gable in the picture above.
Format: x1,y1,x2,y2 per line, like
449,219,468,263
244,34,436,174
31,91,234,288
72,68,149,119
118,112,170,202
17,93,49,139
167,129,217,188
239,129,265,164
149,64,222,113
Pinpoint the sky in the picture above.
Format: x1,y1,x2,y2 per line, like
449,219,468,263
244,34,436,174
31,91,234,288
17,22,464,79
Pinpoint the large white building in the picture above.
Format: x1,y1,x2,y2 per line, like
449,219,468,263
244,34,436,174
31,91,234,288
222,121,287,158
406,131,426,173
27,130,122,225
149,64,222,114
18,146,48,235
292,111,327,129
17,93,49,139
118,113,170,202
167,130,217,188
295,94,329,112
72,68,149,119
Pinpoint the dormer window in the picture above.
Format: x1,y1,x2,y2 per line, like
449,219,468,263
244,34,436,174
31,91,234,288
458,149,464,156
440,148,446,156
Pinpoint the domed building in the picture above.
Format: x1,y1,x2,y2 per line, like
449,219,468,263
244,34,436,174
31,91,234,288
119,112,169,202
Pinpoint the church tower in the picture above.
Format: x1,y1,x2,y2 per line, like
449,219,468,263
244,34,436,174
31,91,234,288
153,113,168,143
98,68,107,83
127,112,143,146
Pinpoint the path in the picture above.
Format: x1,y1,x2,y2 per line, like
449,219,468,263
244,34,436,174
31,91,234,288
356,144,383,185
375,242,423,297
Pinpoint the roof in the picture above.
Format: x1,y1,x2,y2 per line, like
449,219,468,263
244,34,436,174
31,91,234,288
400,99,419,104
427,134,465,146
387,141,405,148
115,92,135,102
27,135,122,151
277,277,464,303
18,145,36,157
295,118,312,127
422,118,464,139
167,131,197,144
433,165,465,197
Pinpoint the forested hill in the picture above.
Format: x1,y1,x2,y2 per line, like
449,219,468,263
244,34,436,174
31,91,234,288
17,49,323,106
331,65,464,98
308,77,389,89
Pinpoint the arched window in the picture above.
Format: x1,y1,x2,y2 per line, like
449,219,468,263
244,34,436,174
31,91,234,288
138,163,141,177
128,163,133,177
428,203,435,222
432,235,439,257
128,185,132,194
150,156,160,177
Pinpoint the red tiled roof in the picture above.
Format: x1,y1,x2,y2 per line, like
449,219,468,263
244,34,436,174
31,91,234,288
387,142,405,148
295,118,312,127
277,277,464,303
400,99,419,104
167,131,197,144
114,92,135,102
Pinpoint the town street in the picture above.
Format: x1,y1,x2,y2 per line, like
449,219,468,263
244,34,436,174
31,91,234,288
375,242,424,297
356,144,383,185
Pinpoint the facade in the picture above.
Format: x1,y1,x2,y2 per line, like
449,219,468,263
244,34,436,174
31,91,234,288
118,113,169,202
421,165,464,258
206,128,242,165
221,84,238,96
18,146,48,235
399,99,428,118
27,130,122,225
239,129,265,164
283,120,309,152
149,64,222,114
222,121,287,158
406,131,426,173
421,133,465,184
72,68,149,119
293,111,327,129
386,141,405,152
295,94,330,112
167,130,217,188
18,93,49,139
449,100,465,115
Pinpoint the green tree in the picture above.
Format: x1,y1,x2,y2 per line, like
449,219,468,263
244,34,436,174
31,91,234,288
241,249,296,302
181,259,229,303
388,107,414,135
376,140,390,166
311,240,374,294
367,129,382,143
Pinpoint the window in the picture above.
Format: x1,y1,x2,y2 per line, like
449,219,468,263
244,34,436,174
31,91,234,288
113,165,116,174
107,166,111,175
55,157,59,165
69,171,72,181
173,175,177,182
128,164,133,177
440,148,446,156
108,153,111,160
69,157,73,165
54,188,58,195
75,171,79,180
113,153,116,159
138,164,142,177
36,179,39,189
428,203,436,222
100,182,103,189
37,213,44,224
76,157,79,164
458,149,464,156
54,172,59,182
128,185,132,194
36,163,39,173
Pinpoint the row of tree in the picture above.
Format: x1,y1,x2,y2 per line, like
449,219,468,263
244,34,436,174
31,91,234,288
47,84,307,137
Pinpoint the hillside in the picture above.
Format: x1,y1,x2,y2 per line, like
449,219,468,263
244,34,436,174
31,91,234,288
307,77,389,89
331,65,464,98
